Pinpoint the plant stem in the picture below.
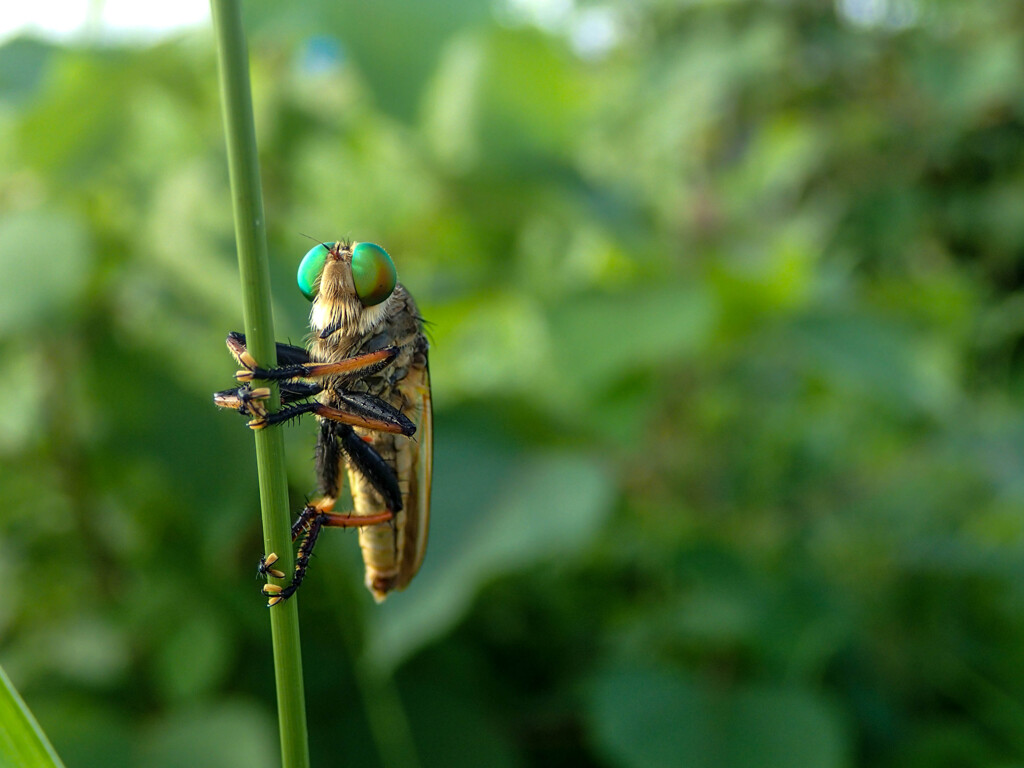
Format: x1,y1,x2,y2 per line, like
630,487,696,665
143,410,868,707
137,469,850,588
209,2,310,767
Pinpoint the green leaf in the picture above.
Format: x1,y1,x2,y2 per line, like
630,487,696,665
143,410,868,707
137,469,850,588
793,310,955,415
250,0,491,122
137,702,277,768
400,660,524,768
0,210,89,335
586,662,848,768
0,663,66,768
424,27,589,171
153,613,232,703
548,286,717,393
0,36,55,105
366,451,614,670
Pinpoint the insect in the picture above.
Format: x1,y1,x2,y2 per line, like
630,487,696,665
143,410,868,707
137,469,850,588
214,240,432,604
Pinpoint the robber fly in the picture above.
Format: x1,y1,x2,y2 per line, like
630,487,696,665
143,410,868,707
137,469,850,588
214,241,432,604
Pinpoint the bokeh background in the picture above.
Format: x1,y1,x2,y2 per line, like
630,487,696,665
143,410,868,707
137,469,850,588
3,1,1024,766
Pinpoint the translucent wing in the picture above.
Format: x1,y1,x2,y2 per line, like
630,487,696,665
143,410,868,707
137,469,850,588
396,362,432,588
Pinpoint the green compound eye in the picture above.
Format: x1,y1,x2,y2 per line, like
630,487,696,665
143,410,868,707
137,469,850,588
297,243,330,301
351,242,397,307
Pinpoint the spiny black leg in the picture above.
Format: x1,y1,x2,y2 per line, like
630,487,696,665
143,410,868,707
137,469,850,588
334,393,416,436
316,420,344,498
239,363,325,382
262,503,394,605
291,504,320,539
226,331,398,384
256,504,321,579
214,382,323,419
281,381,323,402
264,510,325,605
318,421,402,511
226,332,311,367
339,426,403,513
249,402,318,429
261,503,323,604
235,347,400,384
248,395,415,434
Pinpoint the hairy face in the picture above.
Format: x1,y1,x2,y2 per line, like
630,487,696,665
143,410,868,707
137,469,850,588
299,241,399,339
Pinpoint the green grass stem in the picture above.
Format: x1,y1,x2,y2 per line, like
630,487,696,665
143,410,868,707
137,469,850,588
209,2,310,766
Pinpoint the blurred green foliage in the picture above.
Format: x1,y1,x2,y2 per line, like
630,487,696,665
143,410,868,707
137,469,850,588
2,1,1024,766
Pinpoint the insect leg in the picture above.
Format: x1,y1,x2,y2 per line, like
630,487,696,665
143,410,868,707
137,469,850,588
247,395,415,434
226,331,398,383
338,425,403,512
214,381,323,419
234,348,400,383
264,506,325,605
259,421,403,604
225,332,311,367
262,501,393,606
217,334,322,418
213,385,273,417
316,419,344,498
318,421,402,514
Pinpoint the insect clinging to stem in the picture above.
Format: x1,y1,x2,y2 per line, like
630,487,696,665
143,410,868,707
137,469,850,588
214,240,432,604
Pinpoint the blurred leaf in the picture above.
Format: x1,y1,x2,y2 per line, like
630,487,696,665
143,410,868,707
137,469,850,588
430,291,548,401
0,36,54,105
585,662,848,768
0,664,66,768
367,451,614,670
793,309,956,415
15,54,133,178
28,699,134,768
548,285,717,394
137,701,277,768
0,210,89,335
4,4,1024,767
250,0,491,122
0,345,46,453
425,27,589,172
153,613,232,704
45,617,128,686
401,653,524,768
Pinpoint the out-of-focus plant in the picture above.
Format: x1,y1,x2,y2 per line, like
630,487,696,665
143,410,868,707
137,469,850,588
1,1,1024,766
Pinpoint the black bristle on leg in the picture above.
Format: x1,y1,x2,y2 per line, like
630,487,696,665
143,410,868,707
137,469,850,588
228,332,311,366
339,426,403,513
252,402,318,428
316,421,344,498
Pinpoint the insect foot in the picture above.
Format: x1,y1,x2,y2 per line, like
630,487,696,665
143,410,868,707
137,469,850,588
262,583,298,607
213,385,271,418
257,553,285,580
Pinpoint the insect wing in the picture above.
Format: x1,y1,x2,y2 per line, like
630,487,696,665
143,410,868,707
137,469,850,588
398,362,432,587
349,351,431,600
